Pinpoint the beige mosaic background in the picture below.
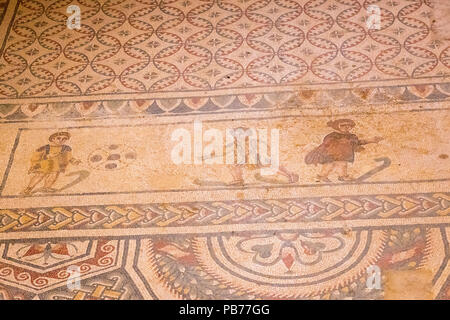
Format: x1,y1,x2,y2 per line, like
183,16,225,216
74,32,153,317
0,0,448,300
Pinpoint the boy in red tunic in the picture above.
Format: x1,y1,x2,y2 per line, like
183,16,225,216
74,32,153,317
305,119,383,182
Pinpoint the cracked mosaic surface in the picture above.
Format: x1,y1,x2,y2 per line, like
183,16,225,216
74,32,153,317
0,0,449,300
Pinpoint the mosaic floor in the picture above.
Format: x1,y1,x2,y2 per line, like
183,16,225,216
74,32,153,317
0,0,449,300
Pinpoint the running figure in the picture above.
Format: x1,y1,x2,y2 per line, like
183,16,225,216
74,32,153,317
22,132,81,195
305,119,383,182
